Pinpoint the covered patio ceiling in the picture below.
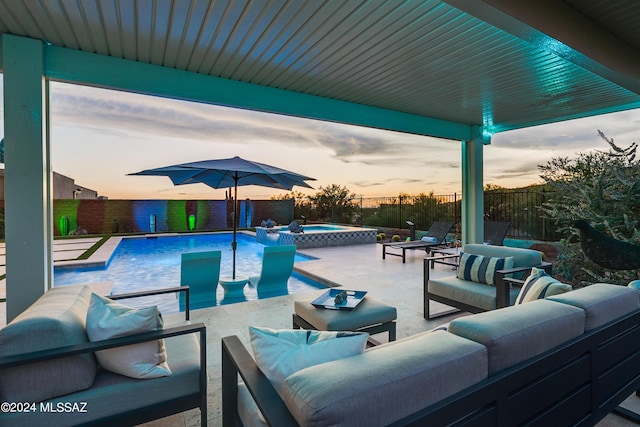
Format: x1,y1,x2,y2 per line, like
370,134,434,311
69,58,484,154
0,0,639,139
1,0,640,321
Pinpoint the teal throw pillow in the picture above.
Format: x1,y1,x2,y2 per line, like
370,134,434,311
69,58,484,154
249,326,368,395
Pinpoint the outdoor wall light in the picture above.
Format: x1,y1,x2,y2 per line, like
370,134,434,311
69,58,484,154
406,220,414,226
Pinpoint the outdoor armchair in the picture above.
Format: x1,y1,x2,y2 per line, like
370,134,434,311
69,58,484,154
424,244,553,319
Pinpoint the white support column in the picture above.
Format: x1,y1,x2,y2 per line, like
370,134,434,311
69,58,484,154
461,126,488,245
3,35,53,322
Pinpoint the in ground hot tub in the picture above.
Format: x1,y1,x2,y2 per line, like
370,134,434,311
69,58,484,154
255,224,377,249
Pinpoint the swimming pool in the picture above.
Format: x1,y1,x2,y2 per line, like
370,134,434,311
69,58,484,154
54,233,326,313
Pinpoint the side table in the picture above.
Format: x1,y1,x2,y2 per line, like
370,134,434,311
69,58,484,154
219,276,249,298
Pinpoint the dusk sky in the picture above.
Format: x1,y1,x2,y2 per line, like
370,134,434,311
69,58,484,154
1,79,639,200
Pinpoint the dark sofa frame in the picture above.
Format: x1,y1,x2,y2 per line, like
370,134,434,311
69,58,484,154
221,308,640,426
0,286,208,427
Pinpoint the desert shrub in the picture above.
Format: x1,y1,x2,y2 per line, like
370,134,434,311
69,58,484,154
539,130,640,286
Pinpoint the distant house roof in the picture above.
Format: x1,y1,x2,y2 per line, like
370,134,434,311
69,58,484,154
0,169,100,200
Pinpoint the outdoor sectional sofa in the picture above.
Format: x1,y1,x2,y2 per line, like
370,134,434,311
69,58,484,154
0,284,207,427
222,283,640,426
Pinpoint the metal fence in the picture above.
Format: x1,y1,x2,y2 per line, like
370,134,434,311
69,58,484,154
345,191,559,241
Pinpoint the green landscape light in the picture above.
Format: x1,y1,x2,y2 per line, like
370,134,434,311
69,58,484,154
59,215,70,236
188,214,196,231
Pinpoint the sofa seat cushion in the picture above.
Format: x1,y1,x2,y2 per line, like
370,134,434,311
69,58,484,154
429,276,520,311
548,283,640,331
0,285,97,403
281,330,488,427
449,299,585,375
0,331,201,427
238,382,269,427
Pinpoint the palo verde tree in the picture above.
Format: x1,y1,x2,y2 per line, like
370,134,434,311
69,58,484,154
539,130,640,286
308,184,357,224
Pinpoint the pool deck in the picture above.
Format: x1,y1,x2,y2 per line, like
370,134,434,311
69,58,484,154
0,239,638,426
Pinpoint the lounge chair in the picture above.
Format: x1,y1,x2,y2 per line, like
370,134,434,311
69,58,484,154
180,250,221,310
249,245,296,296
483,221,510,245
382,221,454,263
429,221,511,268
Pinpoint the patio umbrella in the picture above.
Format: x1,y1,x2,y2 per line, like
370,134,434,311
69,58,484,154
129,156,315,279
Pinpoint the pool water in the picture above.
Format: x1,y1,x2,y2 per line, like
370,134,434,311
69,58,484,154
54,233,326,313
283,225,345,231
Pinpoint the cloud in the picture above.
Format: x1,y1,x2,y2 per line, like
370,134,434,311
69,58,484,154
52,83,313,146
50,82,458,168
3,79,640,199
492,108,640,151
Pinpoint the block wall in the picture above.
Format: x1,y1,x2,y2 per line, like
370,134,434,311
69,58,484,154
42,198,294,236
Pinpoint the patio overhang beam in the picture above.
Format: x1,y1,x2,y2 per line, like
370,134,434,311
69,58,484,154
41,42,473,143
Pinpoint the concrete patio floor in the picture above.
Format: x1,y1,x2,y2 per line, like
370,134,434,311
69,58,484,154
1,239,638,426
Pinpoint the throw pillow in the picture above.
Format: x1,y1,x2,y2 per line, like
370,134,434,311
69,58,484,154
457,253,515,286
249,326,368,395
515,267,568,305
86,293,171,379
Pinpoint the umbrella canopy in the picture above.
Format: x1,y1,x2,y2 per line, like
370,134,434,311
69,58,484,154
129,156,315,279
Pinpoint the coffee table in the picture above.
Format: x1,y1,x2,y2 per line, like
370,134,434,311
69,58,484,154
293,295,397,346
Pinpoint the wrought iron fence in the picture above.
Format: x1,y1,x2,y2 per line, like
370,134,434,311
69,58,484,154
335,191,559,241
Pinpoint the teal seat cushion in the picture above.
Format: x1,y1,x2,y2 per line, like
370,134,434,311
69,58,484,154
548,283,640,331
429,276,520,311
448,299,585,375
281,330,487,426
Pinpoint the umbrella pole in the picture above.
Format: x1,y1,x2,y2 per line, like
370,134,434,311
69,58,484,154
232,176,238,279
